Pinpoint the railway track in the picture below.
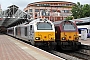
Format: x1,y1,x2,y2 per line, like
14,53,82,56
48,45,90,60
18,38,90,60
64,50,90,60
49,50,82,60
48,50,90,60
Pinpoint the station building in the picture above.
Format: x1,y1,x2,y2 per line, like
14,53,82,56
24,1,75,21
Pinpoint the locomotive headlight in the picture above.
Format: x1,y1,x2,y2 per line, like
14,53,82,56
62,37,66,40
75,37,79,40
35,37,40,40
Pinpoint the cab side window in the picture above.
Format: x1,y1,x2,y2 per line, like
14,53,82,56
30,25,32,30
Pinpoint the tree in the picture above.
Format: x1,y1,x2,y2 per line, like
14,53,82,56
65,16,73,20
82,4,90,17
71,2,83,19
71,2,90,19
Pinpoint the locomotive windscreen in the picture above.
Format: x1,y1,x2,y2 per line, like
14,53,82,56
37,22,52,30
62,21,76,31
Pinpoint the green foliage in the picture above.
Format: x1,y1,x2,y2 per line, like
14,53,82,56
65,16,73,20
83,4,90,17
71,2,90,19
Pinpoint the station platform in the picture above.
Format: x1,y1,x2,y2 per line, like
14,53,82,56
79,38,90,46
0,34,64,60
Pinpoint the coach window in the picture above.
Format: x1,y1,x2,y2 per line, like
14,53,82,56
25,27,27,36
13,28,14,35
16,27,17,35
30,25,32,30
18,27,21,36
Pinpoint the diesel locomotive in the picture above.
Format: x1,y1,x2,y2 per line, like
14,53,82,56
53,20,81,50
7,18,56,49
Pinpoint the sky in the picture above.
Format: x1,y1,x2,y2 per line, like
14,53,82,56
0,0,90,11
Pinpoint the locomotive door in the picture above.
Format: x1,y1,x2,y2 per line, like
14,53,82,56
55,26,60,41
29,25,34,39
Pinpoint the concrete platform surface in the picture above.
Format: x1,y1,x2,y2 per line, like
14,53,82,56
79,38,90,45
0,34,64,60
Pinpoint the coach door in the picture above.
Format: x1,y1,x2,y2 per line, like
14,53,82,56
30,25,34,39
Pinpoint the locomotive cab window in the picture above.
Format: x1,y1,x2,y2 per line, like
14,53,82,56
25,27,27,36
62,21,76,31
37,22,52,30
30,25,32,30
30,25,34,33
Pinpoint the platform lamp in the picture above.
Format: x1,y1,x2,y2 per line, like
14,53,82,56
12,15,15,18
18,17,20,18
7,16,10,18
3,16,6,18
